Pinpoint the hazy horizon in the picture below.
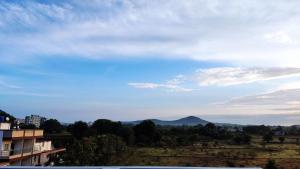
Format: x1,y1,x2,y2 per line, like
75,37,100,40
1,0,300,125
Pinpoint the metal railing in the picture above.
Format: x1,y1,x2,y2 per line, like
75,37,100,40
0,149,22,157
0,150,9,156
33,145,42,152
0,145,53,157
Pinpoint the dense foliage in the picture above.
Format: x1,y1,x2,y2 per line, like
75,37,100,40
37,118,300,166
2,110,300,167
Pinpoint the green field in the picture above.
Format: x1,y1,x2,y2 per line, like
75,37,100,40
113,136,300,168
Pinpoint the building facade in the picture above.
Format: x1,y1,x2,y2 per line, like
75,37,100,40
24,115,46,128
0,121,65,166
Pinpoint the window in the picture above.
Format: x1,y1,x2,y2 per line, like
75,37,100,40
4,143,10,151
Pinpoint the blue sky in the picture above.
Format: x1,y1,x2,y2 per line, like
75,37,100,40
1,0,300,125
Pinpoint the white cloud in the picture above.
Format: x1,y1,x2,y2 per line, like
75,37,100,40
129,67,300,92
264,31,294,44
128,83,192,92
227,88,300,106
128,83,161,89
1,1,300,66
128,75,192,92
196,67,300,86
275,81,300,90
200,87,300,124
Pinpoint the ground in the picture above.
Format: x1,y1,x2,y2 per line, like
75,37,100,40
113,136,300,169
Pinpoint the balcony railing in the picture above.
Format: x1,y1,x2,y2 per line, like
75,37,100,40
24,130,34,137
33,145,42,152
0,149,23,157
11,130,24,138
0,150,9,157
3,129,44,138
35,130,44,136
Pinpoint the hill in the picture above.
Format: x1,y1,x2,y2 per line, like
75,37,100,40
124,116,210,126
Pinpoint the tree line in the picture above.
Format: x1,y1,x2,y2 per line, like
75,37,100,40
2,109,300,166
34,118,300,166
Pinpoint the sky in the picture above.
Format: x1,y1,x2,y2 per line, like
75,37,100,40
1,0,300,125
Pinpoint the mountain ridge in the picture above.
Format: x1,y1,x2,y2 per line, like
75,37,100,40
123,116,210,126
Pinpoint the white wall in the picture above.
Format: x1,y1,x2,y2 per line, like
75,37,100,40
34,141,52,152
0,123,11,130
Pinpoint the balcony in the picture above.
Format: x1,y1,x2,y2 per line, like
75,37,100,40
24,130,34,137
33,144,42,153
34,130,43,136
0,149,22,159
11,131,24,138
0,150,9,157
3,130,44,139
33,141,52,154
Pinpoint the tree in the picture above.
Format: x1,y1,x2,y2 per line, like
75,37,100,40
116,126,135,145
68,121,89,139
92,119,122,135
243,125,271,135
20,123,36,129
265,160,278,169
278,136,285,144
243,134,252,144
134,120,161,146
63,137,97,165
160,136,176,148
188,134,200,145
233,133,251,145
200,123,218,138
63,134,127,166
94,134,127,165
41,119,63,134
263,132,273,143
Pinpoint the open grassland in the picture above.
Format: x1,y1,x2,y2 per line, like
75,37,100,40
115,137,300,168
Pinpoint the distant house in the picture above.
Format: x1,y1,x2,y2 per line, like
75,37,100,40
0,118,65,166
25,115,47,128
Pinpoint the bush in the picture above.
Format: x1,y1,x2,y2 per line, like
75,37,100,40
265,160,278,169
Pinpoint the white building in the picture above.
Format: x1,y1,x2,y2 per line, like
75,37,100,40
25,115,47,128
0,121,65,166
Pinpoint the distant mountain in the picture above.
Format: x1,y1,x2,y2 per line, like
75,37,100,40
124,116,210,126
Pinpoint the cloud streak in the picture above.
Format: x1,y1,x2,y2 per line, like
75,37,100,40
196,67,300,86
129,67,300,93
228,88,300,106
1,0,300,66
128,75,192,92
0,81,21,89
